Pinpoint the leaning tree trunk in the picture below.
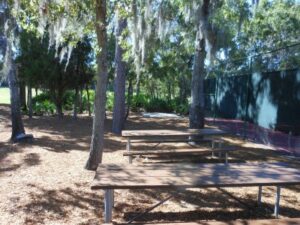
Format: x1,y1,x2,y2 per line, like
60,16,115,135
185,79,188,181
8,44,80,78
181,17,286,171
189,0,211,129
85,0,108,170
112,12,127,135
7,43,25,140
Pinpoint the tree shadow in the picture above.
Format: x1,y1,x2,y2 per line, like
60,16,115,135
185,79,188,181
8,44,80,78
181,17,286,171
22,184,102,224
122,187,300,223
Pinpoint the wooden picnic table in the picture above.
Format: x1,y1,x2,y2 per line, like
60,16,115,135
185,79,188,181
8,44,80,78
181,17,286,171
122,128,227,163
91,162,300,223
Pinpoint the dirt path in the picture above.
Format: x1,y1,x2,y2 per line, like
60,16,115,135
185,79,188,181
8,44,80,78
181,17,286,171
0,104,299,225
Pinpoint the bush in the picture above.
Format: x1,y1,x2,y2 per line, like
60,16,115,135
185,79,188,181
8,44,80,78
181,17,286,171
32,92,55,115
130,94,148,111
106,92,114,111
170,97,189,115
82,90,95,113
145,98,173,113
62,91,75,111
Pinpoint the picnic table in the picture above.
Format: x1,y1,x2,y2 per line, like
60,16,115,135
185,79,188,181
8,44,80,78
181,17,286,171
91,162,300,223
122,128,227,163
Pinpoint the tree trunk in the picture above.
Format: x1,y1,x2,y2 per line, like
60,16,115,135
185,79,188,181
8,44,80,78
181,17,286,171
7,43,26,140
86,84,91,116
19,81,26,110
132,0,141,97
73,87,79,119
189,0,211,129
125,78,133,121
27,84,33,118
85,0,108,170
79,86,83,113
112,12,127,135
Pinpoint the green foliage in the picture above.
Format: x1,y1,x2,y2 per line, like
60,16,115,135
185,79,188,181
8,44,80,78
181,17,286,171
170,97,189,115
32,93,56,115
145,98,173,113
106,92,114,111
130,94,149,112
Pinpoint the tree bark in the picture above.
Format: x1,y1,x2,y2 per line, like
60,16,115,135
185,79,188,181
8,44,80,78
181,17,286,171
125,78,133,121
73,87,79,119
112,11,127,135
132,0,141,97
86,84,91,116
189,0,211,129
19,80,26,110
85,0,108,170
7,43,26,140
27,84,33,118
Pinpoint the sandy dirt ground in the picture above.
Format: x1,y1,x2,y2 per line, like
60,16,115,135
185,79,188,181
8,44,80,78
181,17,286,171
0,104,299,225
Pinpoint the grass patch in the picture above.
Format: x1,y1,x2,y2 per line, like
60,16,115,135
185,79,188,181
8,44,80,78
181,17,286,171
0,87,10,104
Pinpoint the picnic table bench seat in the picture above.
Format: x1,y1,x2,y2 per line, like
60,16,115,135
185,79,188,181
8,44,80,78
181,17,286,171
102,218,300,225
123,146,235,164
122,129,227,163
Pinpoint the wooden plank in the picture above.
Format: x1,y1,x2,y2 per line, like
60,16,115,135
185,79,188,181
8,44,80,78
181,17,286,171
95,162,294,171
94,165,300,178
130,138,214,143
91,163,300,190
123,147,237,156
122,128,226,138
102,218,300,225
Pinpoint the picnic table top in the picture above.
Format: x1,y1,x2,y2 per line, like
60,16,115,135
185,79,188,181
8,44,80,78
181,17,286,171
122,128,227,137
91,162,300,190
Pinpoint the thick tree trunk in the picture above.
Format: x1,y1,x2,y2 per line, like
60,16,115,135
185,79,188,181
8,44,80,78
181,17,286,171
7,44,25,140
112,12,127,135
85,0,108,170
189,0,211,129
132,0,141,97
189,40,205,128
27,84,33,118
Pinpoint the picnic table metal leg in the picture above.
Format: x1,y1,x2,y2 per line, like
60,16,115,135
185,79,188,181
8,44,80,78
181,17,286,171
258,186,262,204
218,141,223,158
274,186,281,218
104,189,114,223
211,141,215,158
127,138,132,164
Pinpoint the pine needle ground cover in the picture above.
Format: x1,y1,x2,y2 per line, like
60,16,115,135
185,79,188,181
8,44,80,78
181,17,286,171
0,104,300,225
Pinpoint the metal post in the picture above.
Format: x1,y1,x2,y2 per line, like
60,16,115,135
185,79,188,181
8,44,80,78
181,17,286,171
274,186,281,218
258,186,262,204
225,152,228,164
127,138,132,164
218,141,222,158
211,140,215,158
104,189,114,223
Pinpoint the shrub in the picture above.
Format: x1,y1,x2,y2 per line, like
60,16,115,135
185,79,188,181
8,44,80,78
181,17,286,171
170,97,189,115
131,94,148,111
32,99,56,115
106,92,114,111
145,98,173,113
62,91,75,111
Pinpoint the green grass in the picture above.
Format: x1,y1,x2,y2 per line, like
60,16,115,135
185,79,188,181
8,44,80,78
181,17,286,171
0,87,10,104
